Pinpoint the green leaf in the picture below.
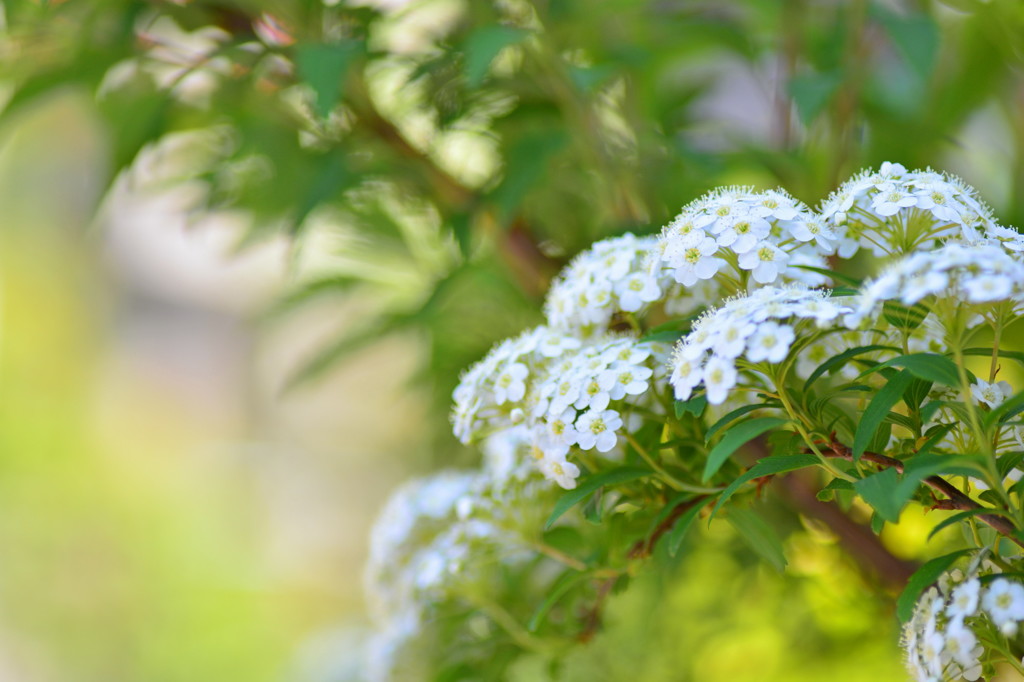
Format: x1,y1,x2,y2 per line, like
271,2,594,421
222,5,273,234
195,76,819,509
789,70,843,123
896,550,974,622
710,454,820,521
463,25,529,87
703,417,790,481
675,394,708,418
873,7,940,80
803,344,898,391
667,503,705,558
641,330,685,344
927,509,1011,542
886,353,963,387
853,369,916,460
527,571,586,632
854,467,902,523
882,300,930,332
962,347,1024,367
491,130,567,223
727,507,787,571
296,41,363,118
816,478,855,501
984,389,1024,429
545,467,650,529
704,404,772,444
917,423,956,457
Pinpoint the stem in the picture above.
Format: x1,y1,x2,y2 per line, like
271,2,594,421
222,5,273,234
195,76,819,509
824,437,1024,549
529,541,588,572
624,432,685,491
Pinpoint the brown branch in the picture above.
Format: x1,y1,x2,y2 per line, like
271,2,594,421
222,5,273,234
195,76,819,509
823,436,1024,549
627,496,709,560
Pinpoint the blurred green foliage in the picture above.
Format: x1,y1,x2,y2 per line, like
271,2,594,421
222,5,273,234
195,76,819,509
4,1,1024,679
6,0,1024,464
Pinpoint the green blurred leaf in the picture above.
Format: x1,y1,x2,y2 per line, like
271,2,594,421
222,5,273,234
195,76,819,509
853,467,901,523
545,467,650,529
675,394,707,418
296,41,363,118
463,25,529,87
704,417,790,481
897,550,974,622
727,507,787,572
711,454,820,521
873,6,940,80
666,502,705,558
788,70,843,123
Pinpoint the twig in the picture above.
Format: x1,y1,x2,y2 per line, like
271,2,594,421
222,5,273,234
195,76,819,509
823,436,1024,549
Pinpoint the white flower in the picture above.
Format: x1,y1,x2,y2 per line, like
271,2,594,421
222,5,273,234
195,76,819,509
745,322,795,363
789,216,838,253
819,163,1000,258
601,365,653,401
614,273,662,312
944,618,981,669
539,452,581,489
947,578,980,619
963,273,1013,302
982,577,1024,626
575,409,623,452
971,379,1013,409
657,187,834,289
544,233,678,335
703,356,738,405
738,242,790,284
493,363,528,404
670,353,704,401
672,235,725,286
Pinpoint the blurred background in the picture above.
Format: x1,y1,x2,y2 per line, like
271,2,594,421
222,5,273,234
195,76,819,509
2,0,1024,679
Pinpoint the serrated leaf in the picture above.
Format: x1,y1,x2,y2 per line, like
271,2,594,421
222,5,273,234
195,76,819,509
544,467,651,529
710,454,820,521
703,417,790,481
853,369,916,460
897,550,974,622
727,507,787,571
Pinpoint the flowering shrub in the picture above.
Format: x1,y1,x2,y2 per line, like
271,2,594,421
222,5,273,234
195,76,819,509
366,163,1024,681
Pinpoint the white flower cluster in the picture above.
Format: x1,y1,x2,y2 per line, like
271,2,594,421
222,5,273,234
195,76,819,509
845,241,1024,328
904,560,1024,682
452,326,670,489
545,233,673,336
820,162,997,258
669,287,852,404
364,435,562,680
654,186,835,289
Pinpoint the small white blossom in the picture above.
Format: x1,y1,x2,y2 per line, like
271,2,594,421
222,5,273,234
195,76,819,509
575,409,623,452
983,578,1024,627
